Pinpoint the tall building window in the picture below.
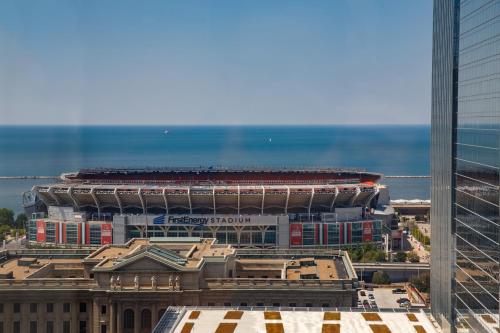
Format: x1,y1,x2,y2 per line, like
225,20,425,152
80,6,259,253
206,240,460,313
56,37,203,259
101,305,106,314
46,303,54,313
79,302,87,313
29,303,37,313
13,303,20,313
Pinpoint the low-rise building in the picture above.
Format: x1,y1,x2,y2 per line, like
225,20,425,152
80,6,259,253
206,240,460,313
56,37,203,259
0,238,358,333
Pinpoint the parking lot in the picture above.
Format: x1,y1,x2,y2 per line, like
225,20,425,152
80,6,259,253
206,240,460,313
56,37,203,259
357,288,411,309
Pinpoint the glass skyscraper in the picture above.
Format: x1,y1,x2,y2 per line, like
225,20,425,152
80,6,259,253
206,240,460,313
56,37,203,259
431,1,499,332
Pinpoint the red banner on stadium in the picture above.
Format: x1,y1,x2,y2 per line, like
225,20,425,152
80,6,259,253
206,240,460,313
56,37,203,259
363,221,373,242
101,223,113,245
290,224,303,246
36,221,46,242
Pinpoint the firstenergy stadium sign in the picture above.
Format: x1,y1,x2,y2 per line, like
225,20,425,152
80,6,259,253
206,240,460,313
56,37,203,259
153,214,278,226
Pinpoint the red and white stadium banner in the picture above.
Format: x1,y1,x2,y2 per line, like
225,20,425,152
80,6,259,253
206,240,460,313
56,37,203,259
36,220,46,242
363,221,373,242
101,223,113,245
289,223,303,246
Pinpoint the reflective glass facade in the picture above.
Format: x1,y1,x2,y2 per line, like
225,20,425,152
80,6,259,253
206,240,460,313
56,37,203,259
432,1,500,332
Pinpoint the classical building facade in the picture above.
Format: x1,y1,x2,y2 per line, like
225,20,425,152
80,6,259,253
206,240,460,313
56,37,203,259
0,238,358,333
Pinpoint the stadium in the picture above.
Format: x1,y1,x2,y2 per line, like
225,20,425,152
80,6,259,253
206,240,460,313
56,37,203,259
26,168,392,248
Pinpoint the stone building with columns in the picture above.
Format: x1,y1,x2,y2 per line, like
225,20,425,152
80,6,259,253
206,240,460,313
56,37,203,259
0,238,358,333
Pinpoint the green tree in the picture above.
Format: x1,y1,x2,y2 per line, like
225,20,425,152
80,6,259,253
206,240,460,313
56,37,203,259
372,271,390,285
393,252,407,262
15,213,28,229
410,272,430,292
407,251,420,263
0,208,14,227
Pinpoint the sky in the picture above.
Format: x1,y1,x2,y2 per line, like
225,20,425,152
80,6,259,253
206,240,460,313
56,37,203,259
0,0,433,125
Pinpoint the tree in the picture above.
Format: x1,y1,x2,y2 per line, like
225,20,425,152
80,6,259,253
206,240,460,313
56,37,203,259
393,252,407,262
0,208,14,227
15,213,28,229
410,272,430,292
407,251,420,263
372,271,390,285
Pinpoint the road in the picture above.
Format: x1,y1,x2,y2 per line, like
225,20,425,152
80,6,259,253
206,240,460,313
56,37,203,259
407,234,429,263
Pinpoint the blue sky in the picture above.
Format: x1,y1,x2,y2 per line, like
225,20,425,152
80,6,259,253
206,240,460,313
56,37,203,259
0,0,432,125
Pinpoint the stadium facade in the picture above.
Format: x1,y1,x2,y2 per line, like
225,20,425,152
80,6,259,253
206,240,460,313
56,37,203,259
26,168,392,248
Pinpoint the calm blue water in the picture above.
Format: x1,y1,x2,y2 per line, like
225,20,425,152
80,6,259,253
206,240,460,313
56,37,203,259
0,125,430,212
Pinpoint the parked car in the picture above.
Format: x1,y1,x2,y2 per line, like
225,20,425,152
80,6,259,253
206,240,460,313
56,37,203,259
399,301,411,308
363,300,369,306
360,291,366,296
397,298,410,304
368,294,375,300
392,288,406,294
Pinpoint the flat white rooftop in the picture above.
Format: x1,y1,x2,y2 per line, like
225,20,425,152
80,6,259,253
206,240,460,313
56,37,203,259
167,308,440,333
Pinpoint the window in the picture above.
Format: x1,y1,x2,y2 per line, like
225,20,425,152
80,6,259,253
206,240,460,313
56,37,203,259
305,303,313,307
302,224,315,246
13,303,20,313
207,302,215,306
63,321,70,333
79,302,87,313
240,302,247,306
327,224,340,245
289,303,296,307
63,303,71,313
46,321,54,333
101,305,106,314
0,322,3,333
141,309,151,329
79,321,86,333
272,303,280,307
256,303,264,307
30,303,37,313
264,231,276,244
46,222,56,243
322,303,330,308
66,224,78,244
47,303,54,313
223,302,231,307
13,322,20,333
89,224,102,245
123,309,134,329
0,303,3,313
100,325,106,333
30,321,37,333
251,232,262,244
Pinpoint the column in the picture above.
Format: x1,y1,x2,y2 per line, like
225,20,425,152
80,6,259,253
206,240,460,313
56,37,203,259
92,300,100,333
109,302,115,333
151,303,158,329
116,303,122,333
134,303,140,333
55,303,61,333
20,303,28,333
70,302,78,333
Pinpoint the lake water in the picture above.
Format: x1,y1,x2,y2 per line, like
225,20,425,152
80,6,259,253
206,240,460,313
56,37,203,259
0,125,430,213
